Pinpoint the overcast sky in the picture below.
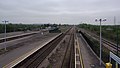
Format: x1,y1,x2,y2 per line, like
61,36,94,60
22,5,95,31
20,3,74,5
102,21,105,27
0,0,120,25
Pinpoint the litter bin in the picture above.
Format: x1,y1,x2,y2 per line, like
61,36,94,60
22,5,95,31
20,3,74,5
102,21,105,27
106,62,112,68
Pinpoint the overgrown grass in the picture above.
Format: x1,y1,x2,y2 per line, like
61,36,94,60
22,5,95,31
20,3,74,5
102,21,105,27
46,64,52,68
88,35,110,63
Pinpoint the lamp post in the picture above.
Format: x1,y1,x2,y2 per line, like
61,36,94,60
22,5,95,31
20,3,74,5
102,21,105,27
95,18,106,66
114,17,119,56
2,20,9,51
114,16,119,68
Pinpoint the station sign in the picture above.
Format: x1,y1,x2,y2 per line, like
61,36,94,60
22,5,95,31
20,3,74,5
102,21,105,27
110,52,120,64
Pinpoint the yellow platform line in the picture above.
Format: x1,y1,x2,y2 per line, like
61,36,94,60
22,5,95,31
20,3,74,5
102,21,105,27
75,39,77,68
76,37,84,68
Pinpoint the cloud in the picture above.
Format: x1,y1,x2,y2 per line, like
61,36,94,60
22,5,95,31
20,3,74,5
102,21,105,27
0,0,120,25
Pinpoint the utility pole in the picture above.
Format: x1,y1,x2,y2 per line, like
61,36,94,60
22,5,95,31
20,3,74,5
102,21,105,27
95,18,106,66
2,20,9,51
114,16,118,68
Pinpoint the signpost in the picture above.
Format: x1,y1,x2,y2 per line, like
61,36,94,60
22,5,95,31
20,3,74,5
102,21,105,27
2,20,9,51
110,52,120,68
110,52,120,64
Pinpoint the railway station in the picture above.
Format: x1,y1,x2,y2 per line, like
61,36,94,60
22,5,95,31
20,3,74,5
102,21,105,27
0,0,120,68
0,25,119,68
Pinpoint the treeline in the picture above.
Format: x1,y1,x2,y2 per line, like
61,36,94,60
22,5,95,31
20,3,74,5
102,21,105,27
78,23,120,43
0,23,59,33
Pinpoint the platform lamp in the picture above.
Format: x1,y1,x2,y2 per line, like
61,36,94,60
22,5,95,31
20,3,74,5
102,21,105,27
95,18,106,66
2,20,9,51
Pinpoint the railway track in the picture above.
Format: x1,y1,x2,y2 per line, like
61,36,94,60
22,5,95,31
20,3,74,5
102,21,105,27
13,33,64,68
82,31,120,53
102,39,120,52
13,27,74,68
61,28,75,68
90,33,120,52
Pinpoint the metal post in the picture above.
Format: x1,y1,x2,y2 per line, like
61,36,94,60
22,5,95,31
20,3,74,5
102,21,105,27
100,19,102,66
114,16,118,68
5,21,6,51
95,18,106,66
109,57,111,63
2,20,8,51
116,29,118,57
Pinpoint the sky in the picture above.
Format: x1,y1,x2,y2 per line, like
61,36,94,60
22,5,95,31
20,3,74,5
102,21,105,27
0,0,120,25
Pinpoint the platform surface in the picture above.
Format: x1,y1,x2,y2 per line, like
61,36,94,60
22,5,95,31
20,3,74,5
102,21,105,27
77,33,105,68
0,33,60,68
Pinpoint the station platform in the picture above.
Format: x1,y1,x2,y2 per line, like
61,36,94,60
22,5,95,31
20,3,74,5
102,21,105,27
0,33,61,68
75,33,105,68
0,31,39,38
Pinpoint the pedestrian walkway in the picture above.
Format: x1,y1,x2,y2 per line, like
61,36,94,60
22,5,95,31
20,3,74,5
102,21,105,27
77,33,105,68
